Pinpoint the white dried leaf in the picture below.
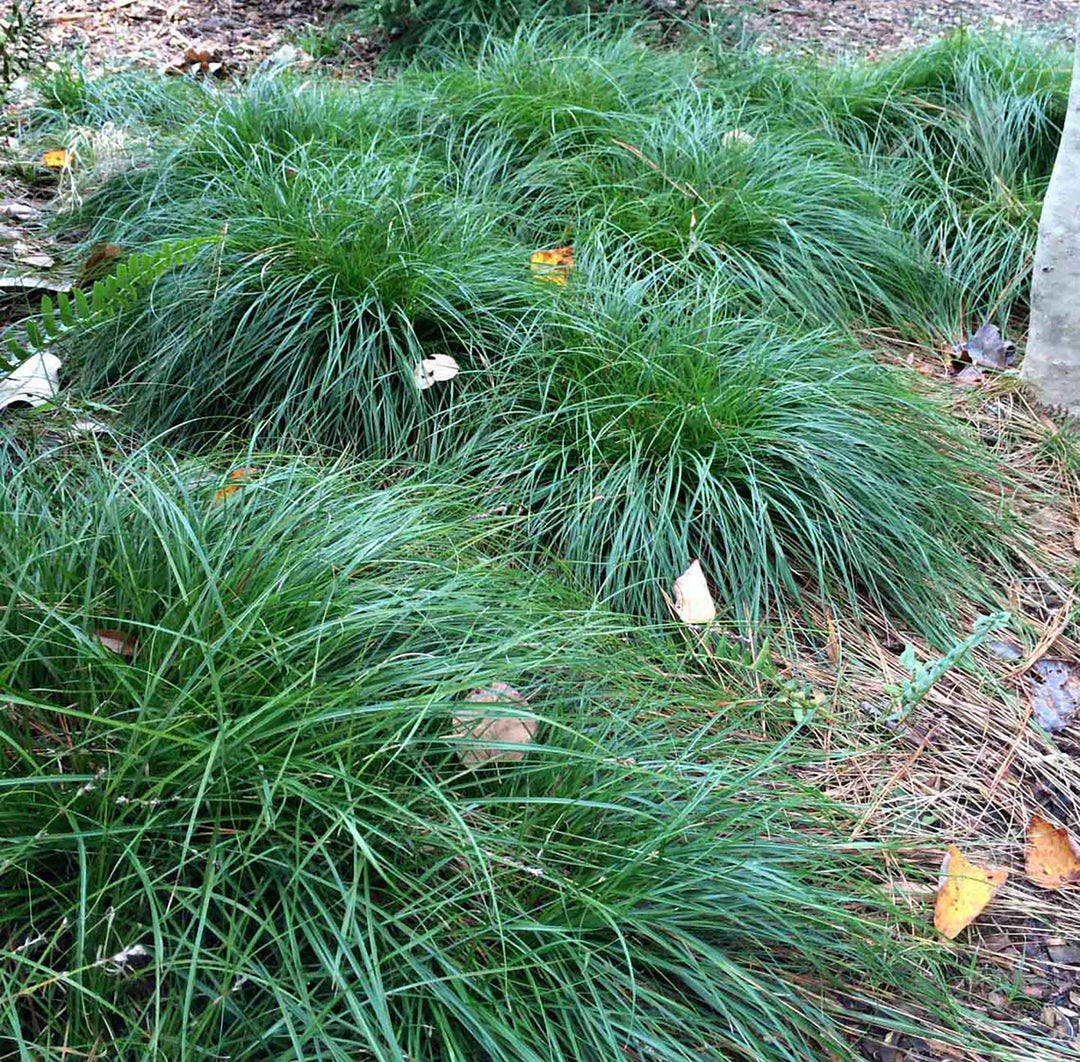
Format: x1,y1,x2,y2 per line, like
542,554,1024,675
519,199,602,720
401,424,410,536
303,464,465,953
451,682,536,766
413,354,459,391
672,559,716,625
19,254,55,270
106,943,151,976
0,352,61,412
722,128,755,147
71,417,112,435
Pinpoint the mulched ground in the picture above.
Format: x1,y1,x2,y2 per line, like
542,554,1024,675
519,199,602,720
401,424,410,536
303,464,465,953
743,0,1077,56
36,0,1080,75
40,0,347,74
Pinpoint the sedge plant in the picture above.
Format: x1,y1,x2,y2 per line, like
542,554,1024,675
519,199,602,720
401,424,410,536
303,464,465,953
0,445,991,1062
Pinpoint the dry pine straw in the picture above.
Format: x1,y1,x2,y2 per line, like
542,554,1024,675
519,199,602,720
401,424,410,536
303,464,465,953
763,346,1080,1047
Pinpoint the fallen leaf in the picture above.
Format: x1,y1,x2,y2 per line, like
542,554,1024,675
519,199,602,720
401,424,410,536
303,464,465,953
0,352,61,411
79,243,123,285
1026,816,1080,889
413,354,459,390
961,323,1015,370
165,47,229,77
1029,659,1080,732
41,149,72,170
13,239,53,267
71,418,112,435
722,128,755,147
451,682,536,766
0,200,40,221
672,559,716,625
0,275,72,295
934,845,1008,939
93,628,136,657
529,246,575,285
214,466,258,501
18,253,55,270
953,364,985,386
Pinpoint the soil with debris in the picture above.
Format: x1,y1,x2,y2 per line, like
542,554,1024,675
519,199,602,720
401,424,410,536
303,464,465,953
39,0,356,74
35,0,1080,74
742,0,1077,56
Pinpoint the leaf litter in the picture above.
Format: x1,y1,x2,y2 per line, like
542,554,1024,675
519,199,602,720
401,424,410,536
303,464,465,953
671,559,716,625
1026,816,1080,890
450,682,536,766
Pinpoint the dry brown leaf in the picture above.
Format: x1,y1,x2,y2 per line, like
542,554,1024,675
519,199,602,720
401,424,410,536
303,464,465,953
451,682,536,766
79,243,123,285
93,628,136,658
1025,816,1080,889
165,48,229,77
529,246,575,285
214,467,258,501
934,845,1008,939
672,559,716,625
41,149,72,170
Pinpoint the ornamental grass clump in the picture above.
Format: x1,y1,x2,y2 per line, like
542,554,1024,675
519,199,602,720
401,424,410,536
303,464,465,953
457,252,1009,634
68,136,545,448
391,20,696,165
698,32,1071,327
502,96,943,328
31,26,1036,640
1,447,969,1062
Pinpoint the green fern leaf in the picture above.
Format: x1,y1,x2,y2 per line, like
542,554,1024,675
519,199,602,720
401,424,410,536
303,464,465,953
1,236,215,367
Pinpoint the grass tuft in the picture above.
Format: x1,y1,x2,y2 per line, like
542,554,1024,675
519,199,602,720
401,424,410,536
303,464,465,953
0,447,972,1061
29,28,1040,634
455,252,1010,632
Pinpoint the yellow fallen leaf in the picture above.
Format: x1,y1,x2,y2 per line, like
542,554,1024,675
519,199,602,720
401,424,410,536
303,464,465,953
214,466,258,501
934,845,1008,939
1025,815,1080,889
529,246,574,286
451,682,536,766
42,149,72,170
672,559,716,625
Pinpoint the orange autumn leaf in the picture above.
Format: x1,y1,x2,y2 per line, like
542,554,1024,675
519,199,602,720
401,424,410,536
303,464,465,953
214,467,258,501
934,845,1008,939
1025,815,1080,889
42,149,72,170
529,246,574,285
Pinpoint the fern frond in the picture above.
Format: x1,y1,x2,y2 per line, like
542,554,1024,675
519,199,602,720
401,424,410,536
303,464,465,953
3,236,214,369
